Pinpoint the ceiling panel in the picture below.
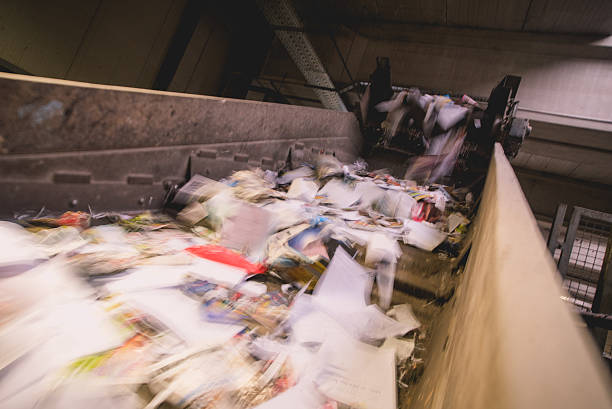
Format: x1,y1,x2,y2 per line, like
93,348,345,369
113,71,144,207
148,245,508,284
369,0,446,25
295,0,446,25
512,151,531,167
295,0,612,35
524,0,612,34
524,153,552,172
446,0,531,31
541,157,578,176
568,163,612,184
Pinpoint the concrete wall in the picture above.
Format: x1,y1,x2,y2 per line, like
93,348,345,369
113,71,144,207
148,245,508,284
0,0,231,93
261,24,612,122
516,169,612,220
352,28,612,122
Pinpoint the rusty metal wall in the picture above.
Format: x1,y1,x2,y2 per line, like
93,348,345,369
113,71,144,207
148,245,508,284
0,73,363,216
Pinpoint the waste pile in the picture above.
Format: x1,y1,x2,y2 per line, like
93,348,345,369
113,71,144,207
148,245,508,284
0,155,472,409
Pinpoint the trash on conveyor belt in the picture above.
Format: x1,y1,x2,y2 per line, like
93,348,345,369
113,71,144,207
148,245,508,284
0,156,473,409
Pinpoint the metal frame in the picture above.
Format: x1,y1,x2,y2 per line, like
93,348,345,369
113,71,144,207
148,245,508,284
256,0,347,111
554,206,612,355
353,81,490,102
152,0,204,91
556,206,612,279
547,202,567,255
552,204,612,355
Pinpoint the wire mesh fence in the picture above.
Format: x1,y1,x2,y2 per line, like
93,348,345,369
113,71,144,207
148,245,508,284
561,216,611,311
547,205,612,361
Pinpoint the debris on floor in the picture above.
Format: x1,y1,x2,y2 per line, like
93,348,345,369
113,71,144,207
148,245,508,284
0,156,473,409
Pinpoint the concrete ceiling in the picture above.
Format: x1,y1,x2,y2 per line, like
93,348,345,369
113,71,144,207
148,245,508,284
512,121,612,186
294,0,612,35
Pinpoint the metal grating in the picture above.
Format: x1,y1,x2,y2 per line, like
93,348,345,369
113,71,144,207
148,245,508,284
557,210,612,312
257,0,347,111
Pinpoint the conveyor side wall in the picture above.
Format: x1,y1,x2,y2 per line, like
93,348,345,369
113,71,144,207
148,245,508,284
410,144,612,409
0,73,362,215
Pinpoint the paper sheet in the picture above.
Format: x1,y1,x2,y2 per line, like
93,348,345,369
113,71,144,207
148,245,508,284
234,280,267,297
1,257,94,327
437,103,467,131
375,261,396,310
177,201,208,226
219,203,271,257
402,220,447,251
35,376,142,409
379,190,416,219
308,247,414,341
365,232,401,265
266,223,311,262
172,174,227,205
447,212,470,232
289,295,354,346
104,265,187,293
35,226,88,256
313,247,372,309
354,181,385,209
0,346,69,409
382,337,416,362
0,310,48,371
318,207,366,224
0,300,129,407
277,167,315,185
263,200,309,231
121,289,243,347
315,335,396,409
330,225,374,247
0,221,47,275
330,304,415,342
45,300,130,359
387,303,421,333
85,225,131,245
105,257,247,293
253,380,327,409
318,179,360,209
287,178,319,202
364,232,401,310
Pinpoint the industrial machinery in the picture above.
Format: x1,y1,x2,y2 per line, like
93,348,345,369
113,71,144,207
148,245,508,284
358,58,530,193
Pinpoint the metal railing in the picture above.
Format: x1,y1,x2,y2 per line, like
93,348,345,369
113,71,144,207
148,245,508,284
549,206,612,310
547,204,612,359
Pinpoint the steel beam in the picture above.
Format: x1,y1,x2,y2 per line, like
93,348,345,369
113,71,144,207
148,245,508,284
256,0,347,111
558,207,582,279
547,203,567,255
153,0,204,91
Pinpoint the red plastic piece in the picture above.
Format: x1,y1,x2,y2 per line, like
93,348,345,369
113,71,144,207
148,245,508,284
185,245,267,275
57,211,90,228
